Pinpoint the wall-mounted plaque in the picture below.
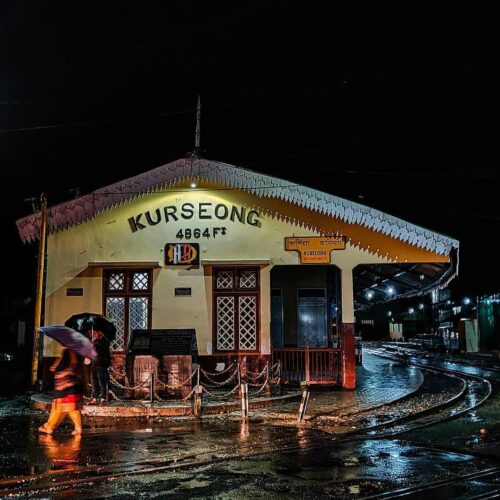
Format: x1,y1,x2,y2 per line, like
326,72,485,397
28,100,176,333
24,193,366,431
66,288,84,296
175,287,192,296
165,243,199,265
128,329,197,356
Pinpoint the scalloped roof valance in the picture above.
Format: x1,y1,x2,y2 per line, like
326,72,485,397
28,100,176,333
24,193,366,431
15,157,459,257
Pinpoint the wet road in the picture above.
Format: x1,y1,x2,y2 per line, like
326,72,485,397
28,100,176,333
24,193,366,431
1,408,498,499
1,349,500,498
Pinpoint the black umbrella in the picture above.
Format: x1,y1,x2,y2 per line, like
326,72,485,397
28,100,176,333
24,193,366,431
64,313,116,342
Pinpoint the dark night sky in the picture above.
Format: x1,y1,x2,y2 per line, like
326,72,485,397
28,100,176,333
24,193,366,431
1,3,499,301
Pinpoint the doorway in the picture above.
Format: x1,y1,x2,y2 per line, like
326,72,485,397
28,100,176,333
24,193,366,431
297,289,327,347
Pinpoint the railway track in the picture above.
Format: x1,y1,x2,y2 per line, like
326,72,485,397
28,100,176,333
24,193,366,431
0,429,335,497
364,465,500,499
1,348,496,497
348,346,493,438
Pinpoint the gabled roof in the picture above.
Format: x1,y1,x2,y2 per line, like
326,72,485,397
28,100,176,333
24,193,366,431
16,157,459,257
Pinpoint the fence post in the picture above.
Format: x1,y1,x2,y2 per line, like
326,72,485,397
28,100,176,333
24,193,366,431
297,388,310,422
240,382,249,419
193,366,202,418
149,370,155,404
265,362,272,397
305,343,310,384
236,363,241,398
194,384,203,418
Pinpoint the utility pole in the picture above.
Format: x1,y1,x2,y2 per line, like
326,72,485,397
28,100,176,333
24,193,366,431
31,194,47,387
194,94,201,157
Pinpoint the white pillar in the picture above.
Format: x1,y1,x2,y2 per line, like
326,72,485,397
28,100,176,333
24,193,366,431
340,266,355,323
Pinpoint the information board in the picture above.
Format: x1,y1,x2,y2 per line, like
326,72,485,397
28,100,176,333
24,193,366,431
285,236,346,264
128,329,197,356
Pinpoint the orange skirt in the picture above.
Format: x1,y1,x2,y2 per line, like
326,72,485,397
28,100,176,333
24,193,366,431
53,394,83,412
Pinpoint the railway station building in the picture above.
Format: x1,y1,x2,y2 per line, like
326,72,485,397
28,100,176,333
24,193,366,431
16,157,459,389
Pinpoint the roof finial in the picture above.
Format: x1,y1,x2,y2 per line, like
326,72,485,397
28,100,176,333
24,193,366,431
194,94,201,157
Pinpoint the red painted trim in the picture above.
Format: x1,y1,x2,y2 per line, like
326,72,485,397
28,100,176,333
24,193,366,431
340,322,356,389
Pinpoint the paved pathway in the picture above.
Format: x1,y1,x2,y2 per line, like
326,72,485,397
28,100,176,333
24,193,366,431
30,353,423,424
255,352,423,420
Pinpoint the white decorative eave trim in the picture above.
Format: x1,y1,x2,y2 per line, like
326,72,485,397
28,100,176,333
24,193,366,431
16,157,459,256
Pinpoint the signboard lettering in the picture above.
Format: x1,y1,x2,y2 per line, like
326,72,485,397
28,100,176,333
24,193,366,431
128,202,262,233
285,236,346,264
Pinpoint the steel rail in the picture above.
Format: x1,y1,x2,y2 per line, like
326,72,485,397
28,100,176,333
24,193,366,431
362,466,500,499
1,349,495,497
0,430,335,497
351,347,493,438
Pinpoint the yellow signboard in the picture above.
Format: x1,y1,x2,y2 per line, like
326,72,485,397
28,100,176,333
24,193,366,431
285,236,346,264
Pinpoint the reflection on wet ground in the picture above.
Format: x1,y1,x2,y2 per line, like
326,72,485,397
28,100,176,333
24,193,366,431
1,349,500,498
0,354,422,479
39,438,500,499
255,353,424,421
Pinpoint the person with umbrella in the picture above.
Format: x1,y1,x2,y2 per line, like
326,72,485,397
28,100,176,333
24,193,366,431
89,328,111,404
37,326,97,435
64,313,116,405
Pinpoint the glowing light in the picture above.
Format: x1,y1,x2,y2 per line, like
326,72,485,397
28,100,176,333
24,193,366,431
418,303,424,310
367,291,374,299
190,181,197,188
463,297,471,305
387,310,392,317
388,286,395,295
408,307,415,314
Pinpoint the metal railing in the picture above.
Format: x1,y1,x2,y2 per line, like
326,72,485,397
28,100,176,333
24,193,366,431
272,346,342,385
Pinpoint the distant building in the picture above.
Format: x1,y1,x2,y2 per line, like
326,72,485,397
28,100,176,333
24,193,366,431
478,294,500,351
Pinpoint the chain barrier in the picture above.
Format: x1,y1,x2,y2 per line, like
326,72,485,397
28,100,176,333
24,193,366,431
108,388,123,402
181,386,197,401
245,364,268,379
109,374,150,391
202,382,240,399
198,361,236,377
103,360,282,405
154,368,197,390
200,366,239,386
109,365,125,376
249,376,270,396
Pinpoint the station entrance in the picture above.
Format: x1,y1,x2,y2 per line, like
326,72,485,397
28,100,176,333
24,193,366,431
270,265,342,385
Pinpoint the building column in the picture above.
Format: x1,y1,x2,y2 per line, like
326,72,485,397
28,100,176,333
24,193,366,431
340,266,356,389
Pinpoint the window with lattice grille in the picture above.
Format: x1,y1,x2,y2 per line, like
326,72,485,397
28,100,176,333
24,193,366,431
213,267,259,352
103,269,152,351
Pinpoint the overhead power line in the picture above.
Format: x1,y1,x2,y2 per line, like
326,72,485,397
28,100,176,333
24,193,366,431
0,109,193,133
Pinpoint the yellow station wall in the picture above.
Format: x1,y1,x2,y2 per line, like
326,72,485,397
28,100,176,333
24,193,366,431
43,190,394,356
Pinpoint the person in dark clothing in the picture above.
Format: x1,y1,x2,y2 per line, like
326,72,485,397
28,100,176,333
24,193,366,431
39,347,84,435
90,330,111,404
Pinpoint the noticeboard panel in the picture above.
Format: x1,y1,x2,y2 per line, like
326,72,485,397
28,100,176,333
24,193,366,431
128,329,197,356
